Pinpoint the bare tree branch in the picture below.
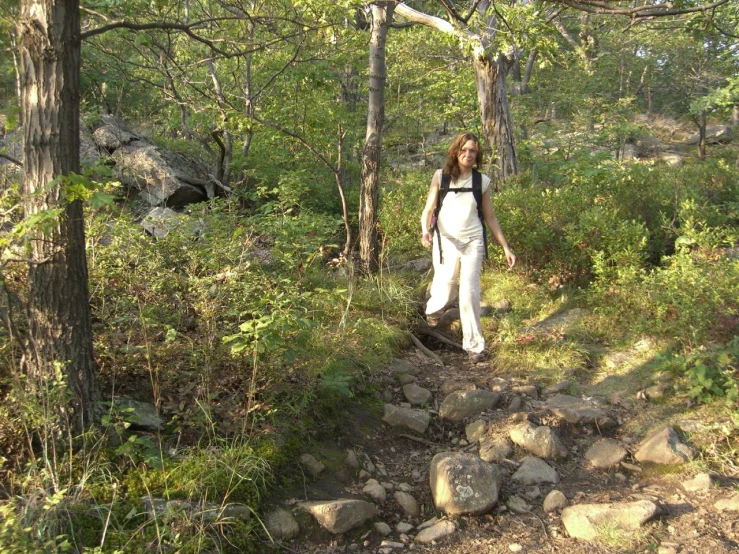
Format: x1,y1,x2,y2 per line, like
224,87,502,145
0,153,22,167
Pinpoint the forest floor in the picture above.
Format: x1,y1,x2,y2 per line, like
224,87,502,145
269,346,739,554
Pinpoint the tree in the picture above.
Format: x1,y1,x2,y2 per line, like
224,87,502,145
18,0,98,429
359,2,394,273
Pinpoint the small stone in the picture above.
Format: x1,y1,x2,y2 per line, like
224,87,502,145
512,384,538,398
359,469,372,480
346,449,360,469
507,495,532,514
512,456,559,485
394,491,420,518
509,544,523,553
398,374,417,385
380,540,405,549
657,546,678,554
381,481,394,491
682,473,712,492
508,396,523,411
465,419,487,443
415,520,456,544
396,522,414,533
523,486,541,501
490,377,509,392
374,521,392,536
543,380,572,395
585,438,628,469
479,437,513,463
363,479,387,502
403,383,433,406
299,453,326,477
263,508,300,541
634,426,695,465
615,473,628,483
416,516,438,531
398,482,412,492
542,490,568,513
714,492,739,512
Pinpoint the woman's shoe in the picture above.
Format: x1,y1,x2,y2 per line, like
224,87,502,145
468,351,488,363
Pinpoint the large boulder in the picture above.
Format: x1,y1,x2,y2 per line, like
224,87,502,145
91,115,213,207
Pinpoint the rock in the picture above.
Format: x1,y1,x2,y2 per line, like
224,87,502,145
465,420,487,443
346,449,360,469
112,396,163,431
416,516,438,531
440,380,476,396
543,490,568,513
490,298,511,313
561,500,660,540
527,308,585,335
415,520,456,544
490,378,509,392
509,422,567,459
634,426,695,465
660,153,684,167
508,396,522,411
374,521,392,537
511,456,559,485
506,495,532,514
397,374,416,385
403,383,432,406
394,257,432,273
393,491,419,518
429,452,501,515
584,439,628,468
389,360,420,376
396,522,414,533
543,380,572,396
299,454,326,478
511,384,538,399
299,499,377,534
686,124,733,145
380,540,405,549
682,473,712,493
382,404,430,434
543,394,617,429
140,207,186,239
264,508,300,541
714,493,739,512
363,479,387,503
439,390,501,423
523,486,542,501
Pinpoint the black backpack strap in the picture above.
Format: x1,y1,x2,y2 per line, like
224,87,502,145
433,171,451,264
471,170,488,259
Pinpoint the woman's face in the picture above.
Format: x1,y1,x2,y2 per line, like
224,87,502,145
457,139,478,170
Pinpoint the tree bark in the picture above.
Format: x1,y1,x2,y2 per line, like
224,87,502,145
474,53,517,187
359,2,394,273
19,0,99,430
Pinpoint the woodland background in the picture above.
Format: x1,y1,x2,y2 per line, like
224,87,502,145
0,1,738,552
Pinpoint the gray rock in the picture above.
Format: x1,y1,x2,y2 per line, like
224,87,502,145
396,522,414,533
561,500,660,540
299,499,376,534
527,308,585,334
543,394,617,429
542,490,568,513
140,207,198,239
511,456,559,485
489,378,509,392
112,397,163,431
440,380,476,395
363,479,387,503
714,493,739,512
429,452,501,515
389,360,420,376
299,453,326,478
439,390,501,423
465,420,487,443
397,373,416,385
416,516,438,531
506,495,532,514
543,380,572,396
264,508,300,541
382,404,430,434
509,422,567,459
479,438,513,463
682,473,712,492
584,439,628,468
511,385,538,399
508,396,523,411
374,521,392,536
393,491,419,518
634,426,695,465
380,540,405,549
415,520,456,544
346,449,360,469
403,383,432,406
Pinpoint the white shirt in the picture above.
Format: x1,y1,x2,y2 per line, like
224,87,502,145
436,169,491,241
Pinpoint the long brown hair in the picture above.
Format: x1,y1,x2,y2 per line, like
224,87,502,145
442,132,483,181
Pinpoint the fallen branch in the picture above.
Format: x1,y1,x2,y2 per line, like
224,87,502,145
406,332,444,366
417,325,464,351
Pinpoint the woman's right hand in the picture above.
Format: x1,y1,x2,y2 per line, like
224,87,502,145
421,232,432,248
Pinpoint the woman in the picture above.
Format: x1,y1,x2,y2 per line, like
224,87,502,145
420,132,516,362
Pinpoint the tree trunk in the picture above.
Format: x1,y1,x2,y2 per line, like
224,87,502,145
695,111,707,160
19,0,98,430
473,53,517,188
359,2,394,273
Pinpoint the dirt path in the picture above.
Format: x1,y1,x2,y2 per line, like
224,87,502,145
272,349,739,554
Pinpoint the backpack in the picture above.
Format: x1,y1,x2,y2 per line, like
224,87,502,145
431,169,487,264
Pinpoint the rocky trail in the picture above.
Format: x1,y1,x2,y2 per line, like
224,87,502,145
261,345,739,554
